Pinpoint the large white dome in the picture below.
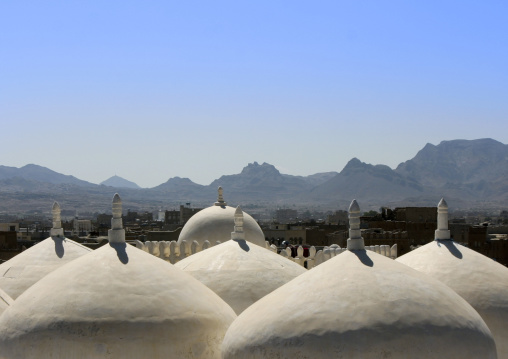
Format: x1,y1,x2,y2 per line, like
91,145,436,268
397,199,508,359
221,200,497,359
178,187,266,247
0,194,236,359
176,207,306,314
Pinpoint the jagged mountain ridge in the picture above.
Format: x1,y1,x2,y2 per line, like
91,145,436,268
396,138,508,187
0,138,507,212
306,158,426,203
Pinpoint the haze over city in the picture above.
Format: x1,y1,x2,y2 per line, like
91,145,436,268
1,1,507,188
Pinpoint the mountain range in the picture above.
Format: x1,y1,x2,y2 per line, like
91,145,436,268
0,138,507,213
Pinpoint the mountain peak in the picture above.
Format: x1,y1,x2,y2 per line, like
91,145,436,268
101,175,140,189
241,162,280,176
342,158,368,172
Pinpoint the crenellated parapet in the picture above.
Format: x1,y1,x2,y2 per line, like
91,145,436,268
135,239,397,267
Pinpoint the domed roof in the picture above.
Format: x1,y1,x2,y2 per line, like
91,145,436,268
175,206,306,314
397,198,508,359
0,194,236,359
178,187,266,247
221,200,497,359
0,202,91,300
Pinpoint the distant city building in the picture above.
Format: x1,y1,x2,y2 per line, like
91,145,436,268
165,204,203,226
274,208,298,223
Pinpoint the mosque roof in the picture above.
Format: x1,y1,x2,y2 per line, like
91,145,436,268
177,187,266,247
176,206,306,314
221,200,497,359
0,194,236,359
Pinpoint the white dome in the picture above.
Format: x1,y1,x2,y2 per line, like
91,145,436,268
397,197,508,359
176,207,306,314
221,200,497,359
222,250,496,359
397,240,508,358
0,202,91,300
0,237,91,300
0,236,91,300
0,194,236,359
178,188,265,247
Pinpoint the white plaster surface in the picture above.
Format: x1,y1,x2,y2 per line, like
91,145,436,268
0,243,236,359
397,240,508,359
178,205,266,247
0,288,12,316
222,249,497,359
175,238,306,314
0,236,91,299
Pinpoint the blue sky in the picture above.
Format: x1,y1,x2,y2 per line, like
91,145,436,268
1,1,507,187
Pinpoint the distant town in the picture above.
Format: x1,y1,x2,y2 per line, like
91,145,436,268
1,201,507,266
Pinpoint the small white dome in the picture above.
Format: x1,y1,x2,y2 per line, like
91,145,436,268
0,202,91,300
0,237,91,300
176,207,306,314
397,197,508,358
397,240,508,358
178,188,265,247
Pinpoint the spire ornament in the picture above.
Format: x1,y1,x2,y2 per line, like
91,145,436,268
50,202,64,237
108,193,126,243
347,199,365,251
231,206,245,241
435,198,451,240
214,186,227,207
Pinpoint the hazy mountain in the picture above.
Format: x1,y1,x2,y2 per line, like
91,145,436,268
287,171,339,187
0,164,95,187
1,139,507,212
101,175,141,189
396,139,508,187
307,158,425,203
395,138,508,201
151,177,209,200
208,162,311,201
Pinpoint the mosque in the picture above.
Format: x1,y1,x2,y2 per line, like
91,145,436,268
0,189,506,358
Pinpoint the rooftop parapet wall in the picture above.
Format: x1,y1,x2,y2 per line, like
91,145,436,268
135,240,397,269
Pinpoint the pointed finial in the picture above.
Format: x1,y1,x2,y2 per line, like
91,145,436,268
109,193,125,243
50,201,63,237
438,198,448,209
214,186,227,206
349,199,361,213
52,201,60,212
435,197,450,240
231,205,245,240
347,199,365,251
112,193,122,219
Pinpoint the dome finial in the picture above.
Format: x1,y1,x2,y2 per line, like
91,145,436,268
231,206,245,241
435,197,451,241
438,197,448,209
214,186,227,206
50,201,64,237
347,199,365,250
109,193,125,243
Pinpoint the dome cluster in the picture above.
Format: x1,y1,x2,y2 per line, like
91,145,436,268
0,188,505,359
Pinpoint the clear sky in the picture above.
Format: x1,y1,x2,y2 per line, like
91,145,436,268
1,1,507,188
